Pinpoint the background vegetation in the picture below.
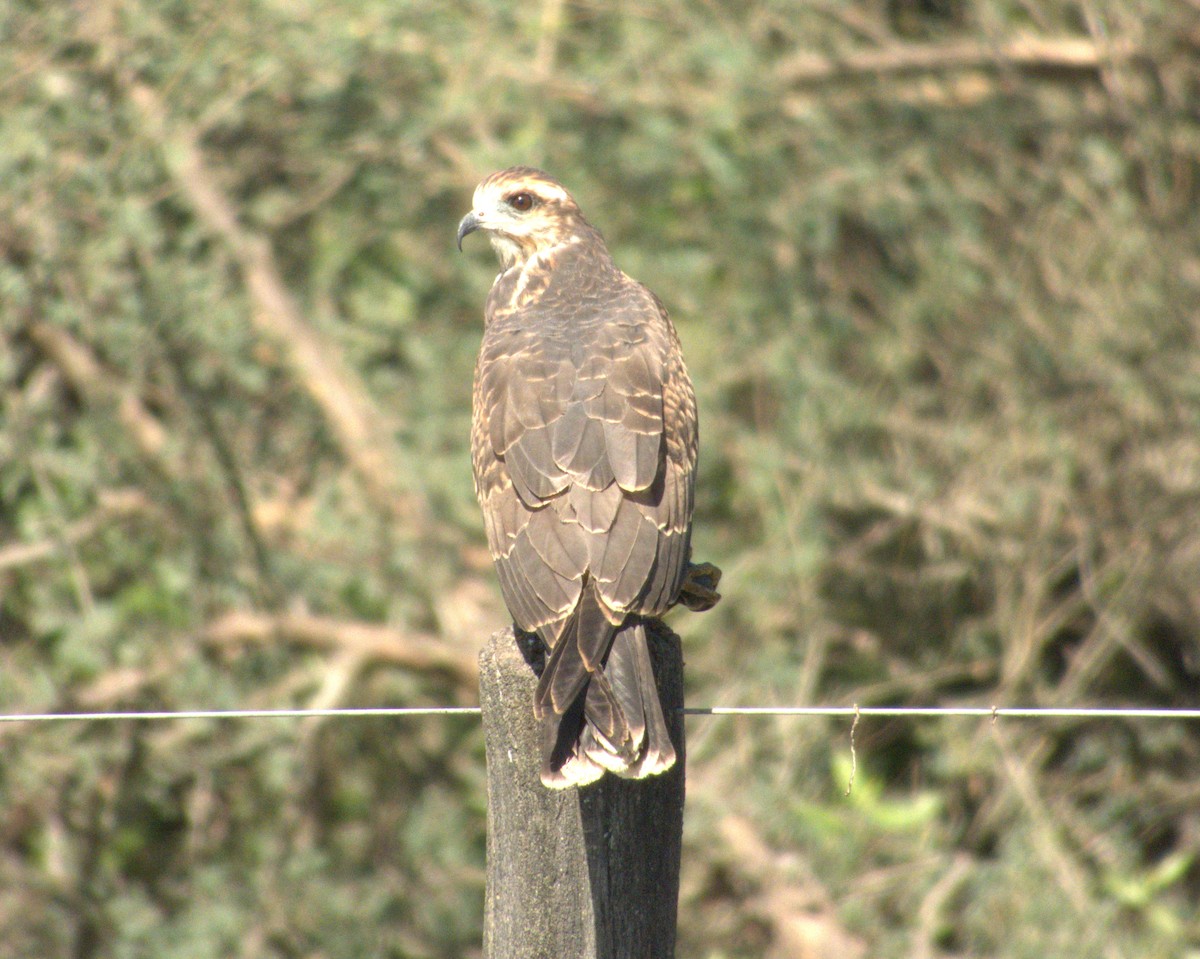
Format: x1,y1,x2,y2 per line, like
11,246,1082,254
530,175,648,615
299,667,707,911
2,1,1199,956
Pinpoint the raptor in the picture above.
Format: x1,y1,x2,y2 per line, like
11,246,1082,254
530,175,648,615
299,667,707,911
458,167,718,787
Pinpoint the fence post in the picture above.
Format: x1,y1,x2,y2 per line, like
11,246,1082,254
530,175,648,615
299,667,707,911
479,621,685,959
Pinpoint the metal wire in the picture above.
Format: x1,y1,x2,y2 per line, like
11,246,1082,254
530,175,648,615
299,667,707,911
2,705,1199,723
0,707,479,723
684,706,1200,719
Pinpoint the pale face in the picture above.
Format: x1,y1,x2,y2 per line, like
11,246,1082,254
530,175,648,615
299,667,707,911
457,168,583,269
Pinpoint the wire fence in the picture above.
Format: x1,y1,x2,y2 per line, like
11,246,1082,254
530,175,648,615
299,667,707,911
2,705,1199,723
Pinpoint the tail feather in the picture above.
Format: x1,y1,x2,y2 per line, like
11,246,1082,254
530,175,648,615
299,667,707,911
534,582,616,719
601,627,647,747
582,668,633,750
537,584,676,788
543,690,592,784
608,623,675,780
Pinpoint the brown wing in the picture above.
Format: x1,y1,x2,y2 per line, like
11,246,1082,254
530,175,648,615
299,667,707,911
579,286,695,622
471,278,696,709
472,330,586,636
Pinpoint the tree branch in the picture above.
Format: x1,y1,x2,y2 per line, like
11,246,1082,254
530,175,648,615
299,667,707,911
127,80,420,527
0,490,149,572
27,323,173,470
201,610,480,693
76,4,426,529
778,34,1144,87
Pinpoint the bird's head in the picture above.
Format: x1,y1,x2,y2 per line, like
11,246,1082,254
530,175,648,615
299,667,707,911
457,167,590,269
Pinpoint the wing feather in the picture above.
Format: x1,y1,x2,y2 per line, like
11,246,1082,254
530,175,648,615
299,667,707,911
512,530,578,614
524,506,588,585
603,420,661,491
628,413,694,613
569,480,622,534
592,497,659,608
551,403,610,485
607,517,660,608
506,427,570,504
473,253,696,711
494,551,552,630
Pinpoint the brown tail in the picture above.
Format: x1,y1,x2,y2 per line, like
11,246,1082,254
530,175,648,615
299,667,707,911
535,584,675,788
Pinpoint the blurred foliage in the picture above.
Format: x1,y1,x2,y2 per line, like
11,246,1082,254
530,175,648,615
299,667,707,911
2,0,1200,956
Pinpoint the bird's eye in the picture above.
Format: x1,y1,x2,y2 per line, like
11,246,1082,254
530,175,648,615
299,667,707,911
508,192,535,212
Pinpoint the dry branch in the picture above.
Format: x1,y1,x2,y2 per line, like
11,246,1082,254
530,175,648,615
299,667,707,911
202,610,479,693
76,4,423,529
990,727,1092,914
912,854,972,959
711,815,866,959
28,321,282,599
127,81,419,527
28,323,170,467
0,489,149,572
777,35,1143,87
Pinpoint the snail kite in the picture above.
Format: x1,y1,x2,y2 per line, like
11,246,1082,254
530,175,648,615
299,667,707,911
458,167,717,788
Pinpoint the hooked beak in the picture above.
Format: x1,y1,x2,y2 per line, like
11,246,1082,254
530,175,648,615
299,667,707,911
456,211,481,252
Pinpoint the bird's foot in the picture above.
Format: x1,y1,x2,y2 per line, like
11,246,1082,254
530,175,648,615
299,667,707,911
676,561,722,612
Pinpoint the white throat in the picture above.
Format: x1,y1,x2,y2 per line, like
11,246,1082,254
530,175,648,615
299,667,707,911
510,236,580,300
488,233,525,270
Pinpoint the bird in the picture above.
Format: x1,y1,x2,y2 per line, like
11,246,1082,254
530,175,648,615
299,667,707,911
458,166,719,788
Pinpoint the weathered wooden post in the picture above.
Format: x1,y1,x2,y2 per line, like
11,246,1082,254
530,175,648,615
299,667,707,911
479,621,685,959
